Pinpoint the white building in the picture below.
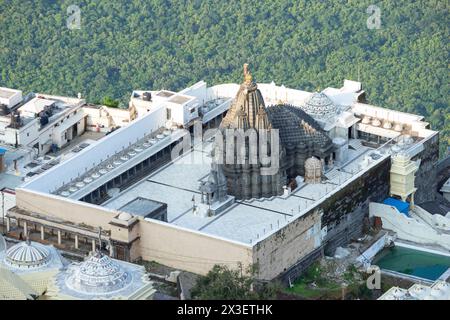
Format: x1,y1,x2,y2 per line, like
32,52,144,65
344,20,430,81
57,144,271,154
130,81,233,128
0,93,87,155
379,280,450,300
0,235,155,300
0,237,67,299
0,87,22,109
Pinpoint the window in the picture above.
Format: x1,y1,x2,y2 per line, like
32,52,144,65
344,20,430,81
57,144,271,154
166,108,171,120
27,133,30,137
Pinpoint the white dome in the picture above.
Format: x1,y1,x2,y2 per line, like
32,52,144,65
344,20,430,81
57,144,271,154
302,92,337,121
5,241,51,269
65,252,131,294
118,212,132,221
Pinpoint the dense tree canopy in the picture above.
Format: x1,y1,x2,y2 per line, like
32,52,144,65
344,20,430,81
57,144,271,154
0,0,448,155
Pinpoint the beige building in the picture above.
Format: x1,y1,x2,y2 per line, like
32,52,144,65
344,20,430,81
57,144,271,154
390,152,420,206
3,73,440,284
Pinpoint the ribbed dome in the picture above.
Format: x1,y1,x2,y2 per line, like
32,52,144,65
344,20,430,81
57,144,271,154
5,241,50,269
65,252,131,294
302,92,337,121
265,104,333,149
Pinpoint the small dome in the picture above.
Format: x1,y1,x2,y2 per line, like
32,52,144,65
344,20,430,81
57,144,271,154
382,120,392,129
361,115,371,124
265,104,333,149
118,212,132,221
5,241,51,269
305,156,322,169
65,252,131,294
371,118,381,127
302,92,337,121
304,156,322,184
394,123,403,132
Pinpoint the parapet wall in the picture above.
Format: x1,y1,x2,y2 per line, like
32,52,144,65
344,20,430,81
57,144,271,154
137,219,253,276
253,209,322,281
316,157,391,255
13,188,253,276
258,157,391,283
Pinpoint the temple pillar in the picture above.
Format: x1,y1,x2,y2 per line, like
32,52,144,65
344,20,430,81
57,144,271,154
6,217,10,232
92,239,96,252
40,225,45,240
23,221,27,236
74,234,79,249
57,230,62,245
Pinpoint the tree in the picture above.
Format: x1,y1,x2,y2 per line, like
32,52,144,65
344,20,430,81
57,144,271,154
190,264,279,300
101,96,119,108
0,0,448,157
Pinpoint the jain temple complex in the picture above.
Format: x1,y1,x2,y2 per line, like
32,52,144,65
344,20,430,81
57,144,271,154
0,64,447,292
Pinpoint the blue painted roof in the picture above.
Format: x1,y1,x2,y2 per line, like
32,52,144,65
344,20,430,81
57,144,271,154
383,197,410,216
0,148,7,155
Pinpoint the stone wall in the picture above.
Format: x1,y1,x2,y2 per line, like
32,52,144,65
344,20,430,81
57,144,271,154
320,157,391,255
436,155,450,191
136,218,253,276
253,209,322,281
261,157,391,283
413,133,440,203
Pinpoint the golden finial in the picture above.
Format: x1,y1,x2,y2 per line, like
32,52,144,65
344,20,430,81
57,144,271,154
243,63,252,84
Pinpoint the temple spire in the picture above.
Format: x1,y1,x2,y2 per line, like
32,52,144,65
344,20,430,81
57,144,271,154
243,63,253,84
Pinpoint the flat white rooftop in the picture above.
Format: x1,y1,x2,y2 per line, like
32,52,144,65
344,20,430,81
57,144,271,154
0,87,20,99
19,97,54,115
103,137,389,244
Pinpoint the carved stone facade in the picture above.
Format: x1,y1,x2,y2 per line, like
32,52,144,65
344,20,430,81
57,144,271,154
216,65,334,200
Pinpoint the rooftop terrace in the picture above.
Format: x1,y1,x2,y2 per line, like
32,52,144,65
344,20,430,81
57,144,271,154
102,136,389,244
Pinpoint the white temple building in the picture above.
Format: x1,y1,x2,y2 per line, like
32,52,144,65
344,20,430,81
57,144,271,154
0,236,67,299
0,234,155,300
45,250,155,300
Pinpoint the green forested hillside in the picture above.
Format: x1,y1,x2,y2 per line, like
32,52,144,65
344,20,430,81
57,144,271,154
0,0,448,155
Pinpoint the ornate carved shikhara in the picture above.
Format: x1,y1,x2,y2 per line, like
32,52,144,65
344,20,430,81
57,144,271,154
214,64,334,200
